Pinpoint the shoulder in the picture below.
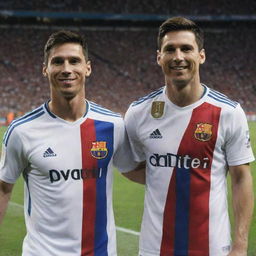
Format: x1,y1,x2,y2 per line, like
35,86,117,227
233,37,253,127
205,87,247,125
3,105,46,146
89,101,122,117
125,87,165,129
206,87,239,110
88,101,123,124
130,87,164,108
126,87,165,118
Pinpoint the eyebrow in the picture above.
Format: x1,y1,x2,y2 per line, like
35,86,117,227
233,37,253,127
50,55,82,61
163,43,194,50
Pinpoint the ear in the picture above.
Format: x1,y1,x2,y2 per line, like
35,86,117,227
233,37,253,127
199,49,206,64
157,50,162,66
42,63,47,77
85,60,92,77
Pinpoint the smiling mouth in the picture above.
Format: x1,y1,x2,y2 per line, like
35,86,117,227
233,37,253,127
170,66,188,70
59,78,75,81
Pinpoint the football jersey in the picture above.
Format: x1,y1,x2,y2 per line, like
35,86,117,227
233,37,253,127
125,85,254,256
0,100,137,256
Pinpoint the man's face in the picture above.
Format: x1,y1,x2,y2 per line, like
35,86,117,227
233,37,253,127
43,43,91,100
157,31,205,87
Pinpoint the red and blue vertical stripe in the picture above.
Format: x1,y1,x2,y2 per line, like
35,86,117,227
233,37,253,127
160,103,221,256
80,118,114,256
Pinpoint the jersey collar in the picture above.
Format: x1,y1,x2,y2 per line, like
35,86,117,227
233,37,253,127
44,100,89,120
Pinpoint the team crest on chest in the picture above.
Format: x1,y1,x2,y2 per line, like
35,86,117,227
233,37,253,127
194,123,213,142
91,141,108,159
151,101,165,119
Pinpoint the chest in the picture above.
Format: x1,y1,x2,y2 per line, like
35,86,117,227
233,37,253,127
23,119,115,179
138,102,224,159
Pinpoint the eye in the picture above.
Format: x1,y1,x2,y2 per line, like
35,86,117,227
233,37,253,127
51,57,63,65
164,46,175,53
69,57,81,64
181,46,193,52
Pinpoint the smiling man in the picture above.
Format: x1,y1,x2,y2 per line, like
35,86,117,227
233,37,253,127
124,17,254,256
0,30,137,256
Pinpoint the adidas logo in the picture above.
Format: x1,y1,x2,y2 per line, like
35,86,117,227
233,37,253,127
149,129,162,139
43,147,57,158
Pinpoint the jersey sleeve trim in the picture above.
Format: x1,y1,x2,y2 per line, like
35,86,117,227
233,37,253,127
3,107,45,146
131,87,164,106
90,102,122,117
208,89,238,108
228,156,255,167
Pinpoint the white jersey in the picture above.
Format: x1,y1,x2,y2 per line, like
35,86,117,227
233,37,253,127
125,85,254,256
0,101,137,256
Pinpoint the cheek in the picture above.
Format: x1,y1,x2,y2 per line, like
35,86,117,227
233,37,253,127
161,57,170,69
190,58,200,71
47,68,58,77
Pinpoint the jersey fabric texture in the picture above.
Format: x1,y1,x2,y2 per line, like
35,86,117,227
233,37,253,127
125,85,254,256
0,101,137,256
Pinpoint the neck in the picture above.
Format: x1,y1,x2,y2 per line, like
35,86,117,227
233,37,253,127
165,78,204,107
49,95,86,122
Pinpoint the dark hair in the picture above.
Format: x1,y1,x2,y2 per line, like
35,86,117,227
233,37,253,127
158,16,204,51
44,30,89,64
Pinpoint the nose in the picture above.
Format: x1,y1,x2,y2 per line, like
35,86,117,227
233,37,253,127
173,49,183,62
61,61,72,75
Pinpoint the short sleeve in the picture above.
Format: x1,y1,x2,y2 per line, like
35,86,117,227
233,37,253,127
113,118,139,173
0,129,27,184
225,105,255,166
124,106,146,163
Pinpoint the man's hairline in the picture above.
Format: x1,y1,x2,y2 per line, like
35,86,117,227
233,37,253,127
44,42,88,66
158,30,203,52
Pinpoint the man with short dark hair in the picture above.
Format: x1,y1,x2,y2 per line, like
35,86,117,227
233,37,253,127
124,17,254,256
0,30,137,256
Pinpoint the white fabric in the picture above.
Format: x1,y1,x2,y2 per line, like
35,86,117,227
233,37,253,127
0,101,137,256
125,85,254,256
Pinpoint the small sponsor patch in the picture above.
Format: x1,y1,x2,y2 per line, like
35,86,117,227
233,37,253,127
91,141,108,159
149,129,163,139
151,101,165,119
43,147,57,158
194,123,213,142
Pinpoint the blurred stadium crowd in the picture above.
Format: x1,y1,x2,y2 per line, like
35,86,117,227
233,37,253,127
0,0,255,14
0,1,255,120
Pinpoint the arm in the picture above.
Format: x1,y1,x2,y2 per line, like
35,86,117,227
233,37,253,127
0,180,14,225
122,161,146,185
228,164,254,256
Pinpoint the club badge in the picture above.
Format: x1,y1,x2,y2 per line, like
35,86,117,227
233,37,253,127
151,101,165,119
194,123,213,142
91,141,108,159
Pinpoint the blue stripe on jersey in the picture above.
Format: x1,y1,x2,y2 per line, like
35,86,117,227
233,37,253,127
3,106,43,141
94,120,114,255
4,108,45,146
83,101,89,117
44,102,57,118
90,103,121,117
131,87,164,106
208,90,238,108
209,88,229,99
23,173,32,216
175,166,190,255
200,84,207,99
90,102,121,117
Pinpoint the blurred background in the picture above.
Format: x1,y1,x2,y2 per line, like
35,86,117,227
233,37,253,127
0,0,255,123
0,2,256,255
